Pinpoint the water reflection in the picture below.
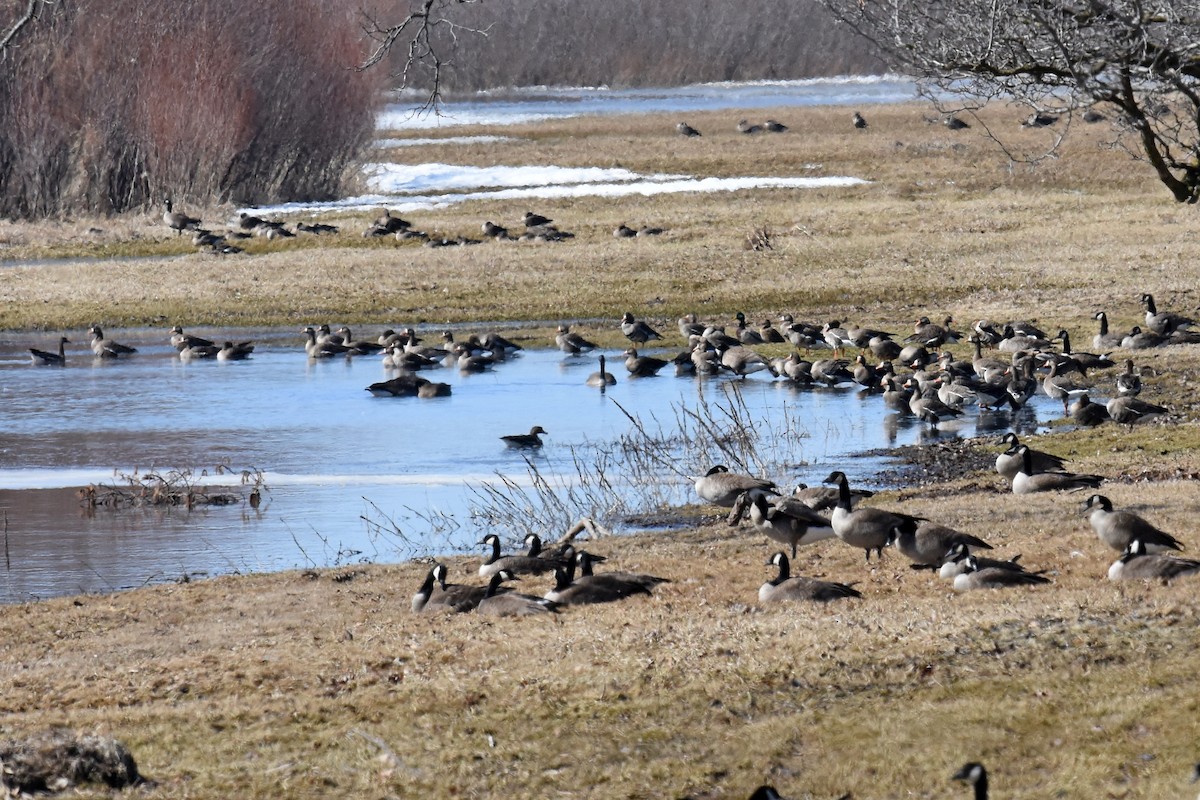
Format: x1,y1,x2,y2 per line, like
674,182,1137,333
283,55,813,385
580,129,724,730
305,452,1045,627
0,328,1054,602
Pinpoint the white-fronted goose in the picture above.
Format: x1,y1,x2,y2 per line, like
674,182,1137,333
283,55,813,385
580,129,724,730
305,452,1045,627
500,425,547,449
623,348,669,377
887,521,992,567
906,379,962,425
764,119,789,133
556,324,597,354
678,313,706,339
823,471,923,561
1042,358,1089,414
372,209,411,233
1011,446,1102,494
1083,494,1184,553
691,465,776,507
480,331,522,355
758,319,786,343
169,326,214,349
620,313,663,344
481,220,510,239
719,345,772,378
1115,359,1142,396
758,552,861,604
476,570,559,616
585,354,617,388
1106,395,1167,425
953,555,1051,590
366,372,429,397
296,221,338,234
88,326,137,358
1069,392,1111,427
335,327,385,355
737,119,763,134
29,336,69,366
523,211,553,228
1108,539,1200,581
478,532,566,578
729,492,834,558
178,343,220,360
734,312,764,345
217,341,254,361
952,762,989,799
1142,292,1194,334
676,121,701,137
163,200,200,235
454,343,495,372
994,433,1066,480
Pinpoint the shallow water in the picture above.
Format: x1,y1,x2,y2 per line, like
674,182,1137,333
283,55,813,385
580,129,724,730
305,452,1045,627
0,326,1053,603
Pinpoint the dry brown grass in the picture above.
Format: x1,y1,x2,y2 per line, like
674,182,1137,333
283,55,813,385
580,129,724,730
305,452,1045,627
4,101,1200,798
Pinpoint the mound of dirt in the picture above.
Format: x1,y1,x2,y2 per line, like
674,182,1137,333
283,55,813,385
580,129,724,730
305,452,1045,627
0,729,146,794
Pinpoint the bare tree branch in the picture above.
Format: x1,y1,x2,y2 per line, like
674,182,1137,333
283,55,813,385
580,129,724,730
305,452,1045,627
0,0,45,57
820,0,1200,202
357,0,488,111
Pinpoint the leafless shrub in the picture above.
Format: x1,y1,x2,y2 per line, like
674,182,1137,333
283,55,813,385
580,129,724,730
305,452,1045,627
77,466,266,511
0,0,382,218
745,226,774,251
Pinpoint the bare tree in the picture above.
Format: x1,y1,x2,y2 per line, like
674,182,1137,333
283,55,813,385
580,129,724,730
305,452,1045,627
359,0,486,109
0,0,48,56
820,0,1200,203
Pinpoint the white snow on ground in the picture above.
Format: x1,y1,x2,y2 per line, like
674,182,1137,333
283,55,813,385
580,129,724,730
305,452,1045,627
249,163,867,216
374,135,515,148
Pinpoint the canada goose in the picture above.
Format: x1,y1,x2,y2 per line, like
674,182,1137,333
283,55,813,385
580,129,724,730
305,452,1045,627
763,119,789,133
417,381,452,398
1051,329,1115,375
692,465,776,507
1093,311,1125,351
29,336,69,366
163,200,201,235
521,211,552,228
759,552,861,603
366,373,431,397
478,532,566,578
1011,446,1103,493
823,471,923,561
1082,494,1184,553
217,341,254,361
613,224,637,238
1108,539,1200,581
623,348,669,377
1106,395,1167,425
422,563,497,612
88,326,137,358
578,354,616,389
937,542,1032,579
736,119,763,134
1041,358,1090,414
545,552,668,605
791,482,873,512
953,555,1052,590
729,492,834,557
302,326,348,358
1121,326,1165,350
476,570,559,616
500,425,547,449
676,121,701,137
994,433,1065,480
555,324,596,354
1142,292,1194,334
944,115,970,130
620,312,663,344
852,111,868,129
952,762,988,799
1068,392,1110,427
886,521,992,567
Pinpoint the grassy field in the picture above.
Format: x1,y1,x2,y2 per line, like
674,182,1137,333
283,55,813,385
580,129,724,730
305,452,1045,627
3,102,1200,799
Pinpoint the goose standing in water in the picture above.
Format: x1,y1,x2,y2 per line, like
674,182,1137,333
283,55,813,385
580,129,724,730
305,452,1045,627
29,336,69,366
217,341,255,361
758,551,861,603
623,348,669,377
585,354,616,389
555,324,597,354
88,326,137,358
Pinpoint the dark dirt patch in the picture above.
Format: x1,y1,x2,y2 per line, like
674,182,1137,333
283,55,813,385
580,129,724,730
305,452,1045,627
866,437,996,488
